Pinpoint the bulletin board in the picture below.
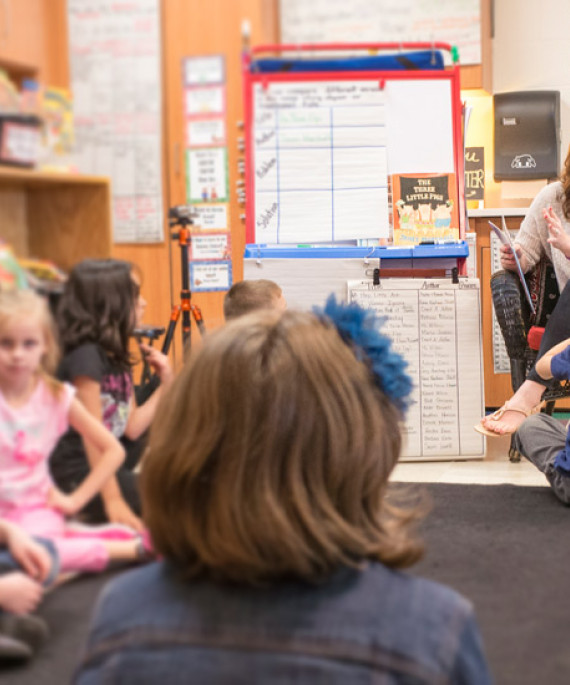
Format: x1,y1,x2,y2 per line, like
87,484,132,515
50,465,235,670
243,44,465,246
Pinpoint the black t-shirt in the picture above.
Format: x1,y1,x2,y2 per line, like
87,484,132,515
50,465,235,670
50,343,132,472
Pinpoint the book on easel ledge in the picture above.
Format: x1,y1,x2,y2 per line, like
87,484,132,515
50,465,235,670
392,173,460,246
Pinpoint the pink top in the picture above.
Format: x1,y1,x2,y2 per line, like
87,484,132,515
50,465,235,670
0,378,75,514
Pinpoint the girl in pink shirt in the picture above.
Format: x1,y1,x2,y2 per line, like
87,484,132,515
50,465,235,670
0,289,147,574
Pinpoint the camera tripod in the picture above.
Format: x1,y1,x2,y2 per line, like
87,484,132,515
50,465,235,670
164,205,206,353
132,206,206,402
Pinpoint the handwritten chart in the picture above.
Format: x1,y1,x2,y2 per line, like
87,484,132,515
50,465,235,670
68,0,163,243
280,0,481,65
250,77,456,245
349,279,484,460
253,81,389,244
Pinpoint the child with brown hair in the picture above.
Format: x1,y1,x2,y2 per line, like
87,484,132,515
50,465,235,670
77,298,491,684
223,278,286,320
50,259,172,532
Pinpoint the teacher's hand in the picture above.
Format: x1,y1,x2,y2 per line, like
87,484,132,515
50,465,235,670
544,206,570,258
499,243,527,272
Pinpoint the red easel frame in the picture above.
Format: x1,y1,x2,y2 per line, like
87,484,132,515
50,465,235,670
242,42,465,248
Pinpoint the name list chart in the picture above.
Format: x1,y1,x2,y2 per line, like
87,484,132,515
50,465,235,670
252,81,389,244
348,279,484,460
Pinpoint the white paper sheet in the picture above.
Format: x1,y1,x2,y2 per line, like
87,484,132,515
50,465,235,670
68,0,163,243
348,279,484,459
280,0,481,65
253,81,389,244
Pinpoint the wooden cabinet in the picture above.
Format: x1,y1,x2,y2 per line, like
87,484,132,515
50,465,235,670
0,166,111,271
0,0,43,74
0,0,68,86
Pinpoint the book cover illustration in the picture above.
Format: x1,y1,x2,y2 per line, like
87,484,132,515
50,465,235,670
392,173,459,245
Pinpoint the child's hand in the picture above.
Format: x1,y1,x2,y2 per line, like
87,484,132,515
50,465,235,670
104,495,145,533
140,344,173,385
0,572,43,614
5,524,52,583
47,487,80,516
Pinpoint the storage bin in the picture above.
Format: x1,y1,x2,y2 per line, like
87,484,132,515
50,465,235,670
0,114,42,167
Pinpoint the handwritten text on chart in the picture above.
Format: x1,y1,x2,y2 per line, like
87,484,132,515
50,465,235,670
349,280,484,458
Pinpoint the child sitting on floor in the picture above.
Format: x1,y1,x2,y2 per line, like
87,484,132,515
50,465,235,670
76,298,492,684
223,278,286,320
50,259,172,531
0,519,58,661
514,337,570,504
0,290,149,579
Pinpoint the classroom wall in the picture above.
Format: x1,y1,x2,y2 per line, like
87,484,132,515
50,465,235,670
462,0,570,209
494,0,570,160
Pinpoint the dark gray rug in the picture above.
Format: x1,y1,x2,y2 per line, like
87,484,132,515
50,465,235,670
2,483,569,684
413,482,570,685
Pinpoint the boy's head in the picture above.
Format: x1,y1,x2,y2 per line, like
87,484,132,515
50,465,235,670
142,307,421,585
223,279,286,321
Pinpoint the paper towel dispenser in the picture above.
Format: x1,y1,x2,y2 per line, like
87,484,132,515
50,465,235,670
494,90,560,181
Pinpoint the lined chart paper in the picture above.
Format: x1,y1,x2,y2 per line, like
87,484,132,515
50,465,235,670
349,279,485,460
253,80,389,244
68,0,163,243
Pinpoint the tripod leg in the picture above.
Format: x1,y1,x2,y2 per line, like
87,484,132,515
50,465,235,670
191,304,206,336
162,306,180,355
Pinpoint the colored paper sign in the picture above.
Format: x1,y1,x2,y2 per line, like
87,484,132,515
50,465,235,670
186,148,228,203
184,86,225,117
465,147,485,200
183,55,225,85
189,260,232,292
190,232,231,261
186,118,226,147
191,204,229,230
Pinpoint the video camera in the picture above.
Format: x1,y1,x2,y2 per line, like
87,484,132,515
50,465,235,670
168,205,197,227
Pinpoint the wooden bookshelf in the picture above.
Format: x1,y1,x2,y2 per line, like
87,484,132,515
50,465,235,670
0,166,112,270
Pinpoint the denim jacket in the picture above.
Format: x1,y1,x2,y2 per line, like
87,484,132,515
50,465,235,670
75,561,492,684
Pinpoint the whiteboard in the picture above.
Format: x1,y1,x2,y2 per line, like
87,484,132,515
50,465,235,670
249,75,456,244
280,0,481,66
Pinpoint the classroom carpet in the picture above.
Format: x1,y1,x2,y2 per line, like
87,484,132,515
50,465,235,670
412,482,570,685
2,482,570,685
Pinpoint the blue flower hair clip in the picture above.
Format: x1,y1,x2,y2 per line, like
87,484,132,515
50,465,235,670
315,295,413,414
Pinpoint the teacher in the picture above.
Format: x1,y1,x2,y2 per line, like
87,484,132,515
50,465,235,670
477,145,570,436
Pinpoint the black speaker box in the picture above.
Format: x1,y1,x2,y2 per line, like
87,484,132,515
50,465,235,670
494,90,560,181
